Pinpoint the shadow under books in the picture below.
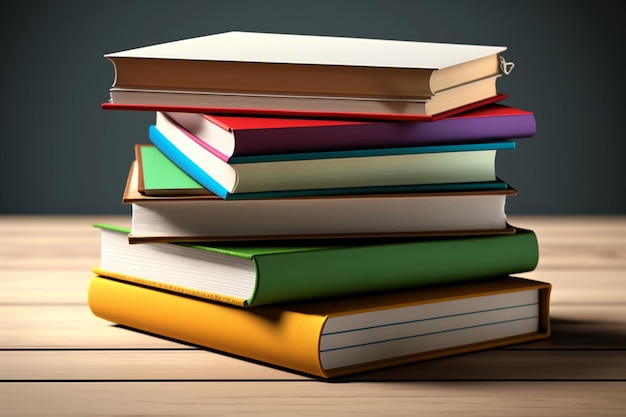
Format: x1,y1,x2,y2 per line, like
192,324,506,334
112,316,626,382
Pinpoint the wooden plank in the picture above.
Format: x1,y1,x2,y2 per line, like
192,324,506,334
518,269,626,304
510,216,626,269
0,215,130,232
0,350,302,381
509,215,626,234
0,306,180,349
2,348,625,382
1,300,625,349
1,381,625,417
0,271,94,304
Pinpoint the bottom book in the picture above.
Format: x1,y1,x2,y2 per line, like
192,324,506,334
88,275,551,379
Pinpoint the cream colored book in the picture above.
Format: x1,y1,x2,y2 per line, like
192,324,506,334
105,31,507,97
104,31,509,119
122,160,517,242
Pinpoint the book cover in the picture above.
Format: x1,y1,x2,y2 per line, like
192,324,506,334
101,93,508,122
149,114,515,199
93,223,539,307
88,275,551,379
105,31,506,97
135,144,510,197
162,103,536,159
104,32,510,119
136,144,212,196
123,160,517,242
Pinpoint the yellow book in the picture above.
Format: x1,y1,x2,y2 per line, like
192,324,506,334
88,276,551,379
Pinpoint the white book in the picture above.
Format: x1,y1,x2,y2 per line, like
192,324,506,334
104,32,509,118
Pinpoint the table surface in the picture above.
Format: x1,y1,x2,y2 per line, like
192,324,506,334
1,215,625,416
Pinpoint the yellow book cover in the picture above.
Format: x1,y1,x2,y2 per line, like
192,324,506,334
88,276,551,379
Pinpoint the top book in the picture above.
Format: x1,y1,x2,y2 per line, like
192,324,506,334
104,31,509,120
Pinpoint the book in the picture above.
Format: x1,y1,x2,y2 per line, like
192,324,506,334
88,275,551,378
161,104,536,160
150,112,515,200
105,31,507,98
92,223,538,307
101,94,508,122
136,145,211,197
135,143,511,198
103,31,509,120
122,160,517,242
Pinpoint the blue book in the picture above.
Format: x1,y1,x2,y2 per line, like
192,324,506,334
149,112,516,200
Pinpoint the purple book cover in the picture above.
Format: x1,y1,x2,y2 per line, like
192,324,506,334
204,103,536,156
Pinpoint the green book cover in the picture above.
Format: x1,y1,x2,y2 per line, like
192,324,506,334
138,145,206,194
93,224,539,307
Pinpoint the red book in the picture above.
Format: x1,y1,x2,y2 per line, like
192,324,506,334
138,102,534,161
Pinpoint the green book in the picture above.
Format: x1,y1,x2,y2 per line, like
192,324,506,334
136,144,209,196
93,224,539,307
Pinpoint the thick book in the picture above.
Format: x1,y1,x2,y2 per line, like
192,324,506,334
92,223,538,307
150,113,515,200
103,31,509,120
123,160,517,242
88,275,551,379
161,103,536,160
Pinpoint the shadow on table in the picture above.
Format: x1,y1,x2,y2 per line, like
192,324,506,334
341,317,626,382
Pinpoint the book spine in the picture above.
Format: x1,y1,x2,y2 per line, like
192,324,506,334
248,229,539,306
149,125,230,199
234,113,535,156
88,276,327,377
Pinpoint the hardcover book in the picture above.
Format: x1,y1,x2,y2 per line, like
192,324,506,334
103,31,510,120
135,143,510,198
123,160,517,242
88,275,551,379
93,223,539,307
161,104,536,160
150,112,515,200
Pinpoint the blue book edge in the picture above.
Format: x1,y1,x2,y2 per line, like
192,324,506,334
149,125,231,199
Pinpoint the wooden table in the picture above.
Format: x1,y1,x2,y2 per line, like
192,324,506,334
1,215,625,416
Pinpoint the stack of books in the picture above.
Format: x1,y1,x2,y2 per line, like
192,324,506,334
90,31,551,379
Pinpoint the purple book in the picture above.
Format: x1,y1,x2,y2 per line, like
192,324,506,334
161,103,536,161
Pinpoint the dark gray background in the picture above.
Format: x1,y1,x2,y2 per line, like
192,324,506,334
1,0,624,215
